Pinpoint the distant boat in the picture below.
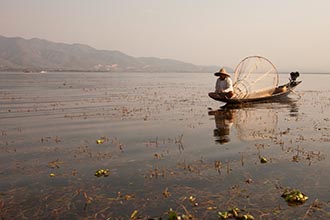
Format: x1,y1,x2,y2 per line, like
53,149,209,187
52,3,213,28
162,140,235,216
40,70,47,73
209,56,302,104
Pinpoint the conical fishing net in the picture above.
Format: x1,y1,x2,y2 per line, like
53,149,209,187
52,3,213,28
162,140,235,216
233,56,279,99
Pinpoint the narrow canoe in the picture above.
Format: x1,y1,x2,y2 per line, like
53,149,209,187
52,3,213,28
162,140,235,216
208,81,302,104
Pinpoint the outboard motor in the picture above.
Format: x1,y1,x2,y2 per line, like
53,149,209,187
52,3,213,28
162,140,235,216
290,71,300,82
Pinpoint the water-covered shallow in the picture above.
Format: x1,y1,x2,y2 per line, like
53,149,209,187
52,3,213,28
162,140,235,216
0,72,330,219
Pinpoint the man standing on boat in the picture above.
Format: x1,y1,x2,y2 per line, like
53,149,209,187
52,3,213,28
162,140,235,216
214,68,234,99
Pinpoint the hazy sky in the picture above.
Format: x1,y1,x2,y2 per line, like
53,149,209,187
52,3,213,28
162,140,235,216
1,0,330,72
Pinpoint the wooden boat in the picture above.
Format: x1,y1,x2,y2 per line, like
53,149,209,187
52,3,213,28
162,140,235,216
209,56,302,104
209,80,302,104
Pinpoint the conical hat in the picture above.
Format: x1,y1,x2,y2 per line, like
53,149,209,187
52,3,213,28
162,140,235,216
214,68,230,77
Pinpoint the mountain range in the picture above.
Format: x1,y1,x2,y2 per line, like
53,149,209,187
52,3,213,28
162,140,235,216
0,35,221,73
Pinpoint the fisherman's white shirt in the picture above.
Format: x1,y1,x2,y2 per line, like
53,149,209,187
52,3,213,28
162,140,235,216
215,77,233,93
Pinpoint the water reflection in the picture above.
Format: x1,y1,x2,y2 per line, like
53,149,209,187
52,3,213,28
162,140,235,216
209,109,235,144
209,98,299,144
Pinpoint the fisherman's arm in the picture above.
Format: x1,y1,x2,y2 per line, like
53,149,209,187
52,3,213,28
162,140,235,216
222,78,233,93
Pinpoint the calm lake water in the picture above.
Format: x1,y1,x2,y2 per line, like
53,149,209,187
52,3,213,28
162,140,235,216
0,72,330,219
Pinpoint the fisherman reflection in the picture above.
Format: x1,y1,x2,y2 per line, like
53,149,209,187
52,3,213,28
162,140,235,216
209,109,235,144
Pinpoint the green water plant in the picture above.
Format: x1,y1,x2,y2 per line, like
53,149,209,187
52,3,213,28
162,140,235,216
94,169,110,177
168,208,178,220
281,188,308,205
260,157,268,164
218,208,254,220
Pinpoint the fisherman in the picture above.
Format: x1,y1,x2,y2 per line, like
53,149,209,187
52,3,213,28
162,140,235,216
214,68,234,99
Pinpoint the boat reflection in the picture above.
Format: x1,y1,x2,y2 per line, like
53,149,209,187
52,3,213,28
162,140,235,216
209,97,299,144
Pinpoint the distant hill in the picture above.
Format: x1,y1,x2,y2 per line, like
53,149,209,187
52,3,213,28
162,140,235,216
0,35,224,73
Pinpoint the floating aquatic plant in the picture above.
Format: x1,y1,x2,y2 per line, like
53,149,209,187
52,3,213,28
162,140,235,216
281,189,308,205
94,169,110,177
218,208,254,220
168,208,178,220
96,138,105,144
260,157,268,164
